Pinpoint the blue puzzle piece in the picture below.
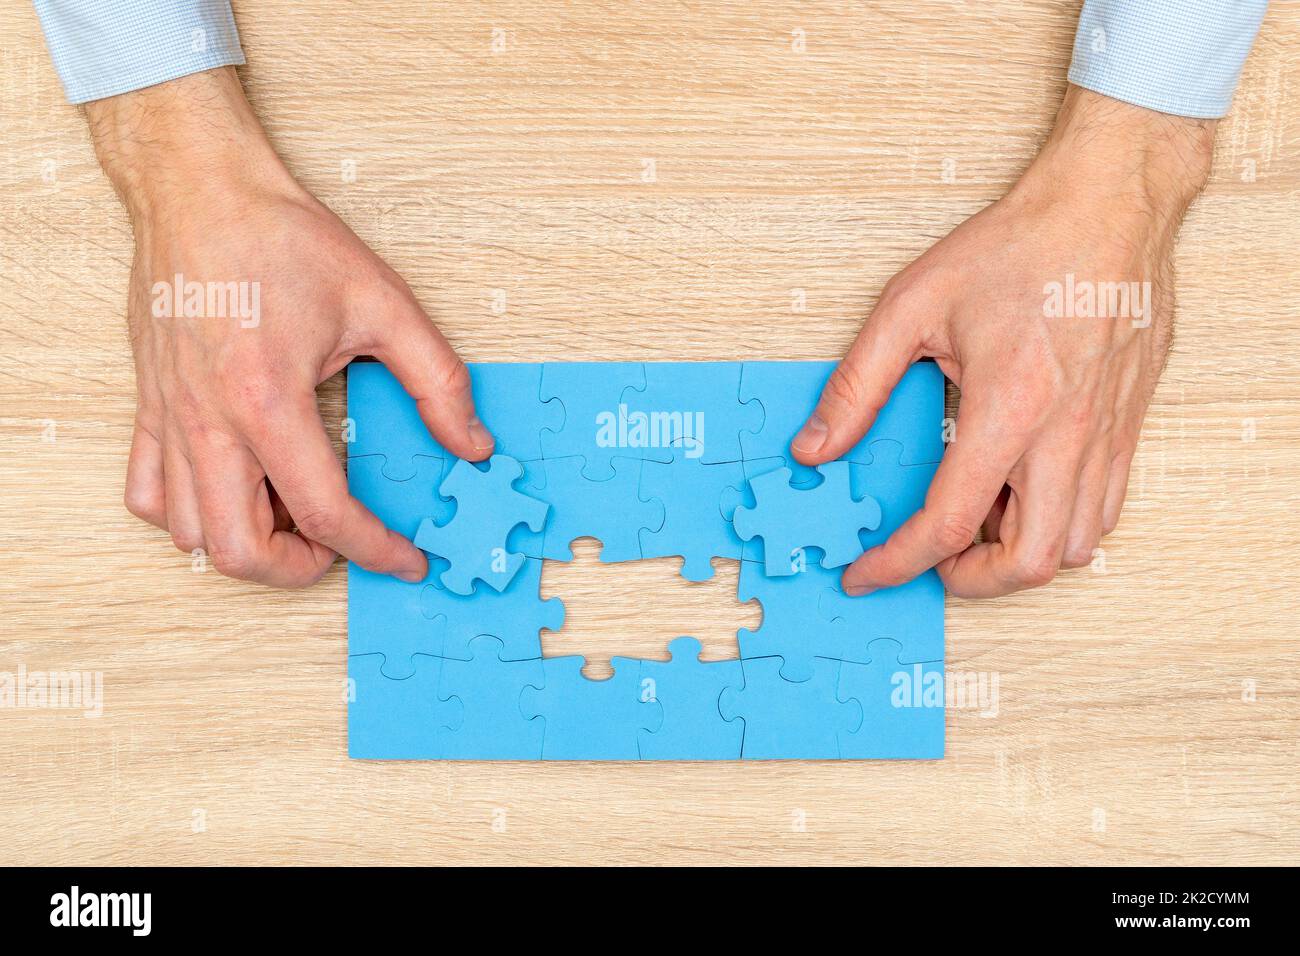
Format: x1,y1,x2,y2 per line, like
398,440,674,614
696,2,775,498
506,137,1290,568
738,361,945,484
420,555,564,662
638,445,745,580
346,362,448,479
736,554,856,682
733,462,881,576
437,636,546,760
348,564,447,679
414,455,550,595
349,653,462,759
817,569,944,666
617,361,761,465
538,456,663,563
637,637,743,760
519,656,663,760
836,639,944,759
718,656,860,760
348,454,452,540
847,439,938,548
472,362,561,462
540,362,671,480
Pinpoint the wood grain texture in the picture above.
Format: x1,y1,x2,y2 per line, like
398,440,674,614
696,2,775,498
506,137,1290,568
1,1,1298,865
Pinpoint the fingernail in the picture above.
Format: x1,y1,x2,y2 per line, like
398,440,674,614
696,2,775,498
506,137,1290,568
843,578,876,597
396,566,425,584
468,417,494,453
791,414,828,456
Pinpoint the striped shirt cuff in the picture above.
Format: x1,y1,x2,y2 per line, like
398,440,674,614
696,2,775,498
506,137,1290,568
1068,0,1269,119
33,0,245,104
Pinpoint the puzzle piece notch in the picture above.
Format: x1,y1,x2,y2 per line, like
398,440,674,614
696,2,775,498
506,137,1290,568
414,455,549,595
540,362,673,480
617,361,762,466
437,636,547,759
538,455,664,563
847,439,939,549
637,637,743,759
719,655,860,760
835,638,944,759
638,440,746,581
733,462,881,576
519,656,663,760
349,653,463,759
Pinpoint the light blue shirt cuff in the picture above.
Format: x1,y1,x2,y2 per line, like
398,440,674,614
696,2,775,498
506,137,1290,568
1068,0,1269,119
33,1,245,105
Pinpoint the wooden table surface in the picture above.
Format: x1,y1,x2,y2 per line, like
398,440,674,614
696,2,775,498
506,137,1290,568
2,1,1297,866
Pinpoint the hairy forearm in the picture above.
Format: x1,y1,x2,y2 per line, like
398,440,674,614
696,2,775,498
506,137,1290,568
1014,86,1216,232
84,67,302,222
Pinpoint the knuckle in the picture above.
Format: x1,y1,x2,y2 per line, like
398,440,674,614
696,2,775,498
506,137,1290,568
931,510,980,554
435,355,472,400
209,543,260,580
294,504,344,542
824,365,866,411
1011,550,1058,588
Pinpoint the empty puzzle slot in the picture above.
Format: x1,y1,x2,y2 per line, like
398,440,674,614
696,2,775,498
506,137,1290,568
539,537,760,680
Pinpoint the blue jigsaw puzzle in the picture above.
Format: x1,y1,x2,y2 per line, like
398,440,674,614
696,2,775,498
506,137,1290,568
347,360,945,760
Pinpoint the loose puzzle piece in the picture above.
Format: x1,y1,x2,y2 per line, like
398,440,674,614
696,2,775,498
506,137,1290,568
719,656,860,760
732,462,881,576
420,555,565,662
519,656,664,760
349,564,447,679
836,639,943,759
472,362,562,463
349,653,463,759
348,454,452,540
540,362,672,480
617,361,762,465
638,444,746,580
539,455,663,563
414,455,550,595
637,637,743,760
346,362,448,480
437,636,547,760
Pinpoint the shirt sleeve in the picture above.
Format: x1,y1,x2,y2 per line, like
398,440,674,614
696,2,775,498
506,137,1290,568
32,0,245,105
1068,0,1269,119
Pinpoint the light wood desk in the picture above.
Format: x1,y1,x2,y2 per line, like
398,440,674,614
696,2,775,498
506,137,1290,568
1,2,1296,865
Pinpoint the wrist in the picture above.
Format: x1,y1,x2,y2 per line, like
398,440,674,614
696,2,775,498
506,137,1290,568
1015,85,1216,224
85,67,305,223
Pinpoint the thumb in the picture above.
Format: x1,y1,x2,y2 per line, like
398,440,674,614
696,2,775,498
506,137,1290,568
369,298,494,462
791,299,921,465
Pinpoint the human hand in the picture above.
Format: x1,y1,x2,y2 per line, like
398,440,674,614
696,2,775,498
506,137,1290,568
88,68,493,587
792,87,1216,598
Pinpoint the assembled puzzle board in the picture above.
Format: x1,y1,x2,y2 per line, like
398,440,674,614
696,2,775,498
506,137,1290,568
347,360,945,760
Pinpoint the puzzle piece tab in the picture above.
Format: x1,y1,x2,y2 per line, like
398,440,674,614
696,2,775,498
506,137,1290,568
437,636,547,760
472,362,561,462
519,656,663,760
414,455,549,595
733,462,881,576
348,454,451,540
637,637,743,760
719,656,860,760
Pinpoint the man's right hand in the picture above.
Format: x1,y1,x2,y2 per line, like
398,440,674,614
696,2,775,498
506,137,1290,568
87,67,493,587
